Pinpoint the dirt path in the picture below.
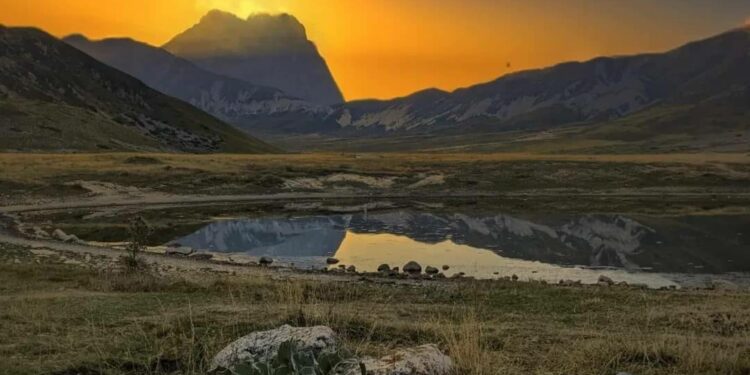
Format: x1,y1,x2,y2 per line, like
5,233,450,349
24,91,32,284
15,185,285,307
5,190,750,214
0,231,361,283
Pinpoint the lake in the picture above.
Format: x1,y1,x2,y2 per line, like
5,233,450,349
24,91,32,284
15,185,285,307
172,210,750,288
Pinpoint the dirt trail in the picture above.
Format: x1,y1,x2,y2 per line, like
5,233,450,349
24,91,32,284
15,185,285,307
4,190,750,214
0,231,355,283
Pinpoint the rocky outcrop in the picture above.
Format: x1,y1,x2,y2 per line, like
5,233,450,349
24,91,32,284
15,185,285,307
211,325,452,375
210,325,337,372
164,11,344,106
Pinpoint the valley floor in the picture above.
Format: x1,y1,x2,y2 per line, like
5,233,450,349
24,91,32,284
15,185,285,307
1,152,750,374
1,240,749,375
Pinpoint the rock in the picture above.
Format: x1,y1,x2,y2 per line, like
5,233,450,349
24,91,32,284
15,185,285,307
358,344,453,375
259,256,274,266
52,229,69,241
425,266,439,275
511,274,519,281
32,226,49,238
598,275,615,285
188,252,213,261
66,234,83,244
442,265,450,271
166,246,194,256
377,264,391,273
326,257,340,265
210,325,337,372
346,265,357,273
392,267,399,273
403,261,422,274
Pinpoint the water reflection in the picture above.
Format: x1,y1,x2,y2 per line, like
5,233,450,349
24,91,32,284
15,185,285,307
173,211,750,287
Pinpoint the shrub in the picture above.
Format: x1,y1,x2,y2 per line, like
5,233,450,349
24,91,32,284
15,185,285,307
122,216,152,273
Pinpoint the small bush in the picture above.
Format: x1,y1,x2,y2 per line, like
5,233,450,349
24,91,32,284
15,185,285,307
123,216,152,273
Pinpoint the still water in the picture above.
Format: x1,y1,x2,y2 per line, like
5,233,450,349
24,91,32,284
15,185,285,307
172,211,750,288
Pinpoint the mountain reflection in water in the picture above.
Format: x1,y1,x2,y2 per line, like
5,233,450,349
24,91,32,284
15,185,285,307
173,211,750,286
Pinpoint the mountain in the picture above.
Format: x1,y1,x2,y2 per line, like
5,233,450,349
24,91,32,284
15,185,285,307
331,28,750,133
164,10,344,106
0,25,279,153
63,34,327,129
266,27,749,152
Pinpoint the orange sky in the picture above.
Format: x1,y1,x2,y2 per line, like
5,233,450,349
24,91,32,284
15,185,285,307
1,0,748,101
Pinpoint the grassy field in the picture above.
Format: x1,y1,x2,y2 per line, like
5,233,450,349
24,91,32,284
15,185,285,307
1,242,749,375
2,152,750,207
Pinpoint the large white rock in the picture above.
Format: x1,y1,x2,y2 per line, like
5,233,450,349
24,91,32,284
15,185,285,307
359,344,453,375
210,325,337,372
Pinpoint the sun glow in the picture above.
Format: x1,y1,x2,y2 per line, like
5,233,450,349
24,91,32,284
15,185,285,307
0,0,747,100
195,0,285,16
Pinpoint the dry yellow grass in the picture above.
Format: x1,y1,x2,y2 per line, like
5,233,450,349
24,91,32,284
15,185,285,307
2,242,749,375
2,152,750,182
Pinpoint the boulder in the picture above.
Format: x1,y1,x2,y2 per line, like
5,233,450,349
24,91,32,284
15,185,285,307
32,226,49,238
326,257,340,265
598,275,615,285
403,261,422,274
52,229,70,242
425,266,439,275
346,265,357,273
442,265,450,271
511,274,519,281
166,247,194,256
259,256,274,266
377,264,391,273
210,325,337,372
358,344,453,375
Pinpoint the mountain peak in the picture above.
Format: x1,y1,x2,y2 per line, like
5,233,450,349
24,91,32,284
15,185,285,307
163,11,344,105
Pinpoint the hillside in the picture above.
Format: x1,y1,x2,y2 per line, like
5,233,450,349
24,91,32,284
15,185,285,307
64,35,326,128
272,28,750,152
0,25,279,153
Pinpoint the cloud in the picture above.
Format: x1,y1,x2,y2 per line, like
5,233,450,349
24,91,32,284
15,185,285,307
195,0,286,17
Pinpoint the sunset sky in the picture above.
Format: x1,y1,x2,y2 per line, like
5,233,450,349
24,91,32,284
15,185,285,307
1,0,749,101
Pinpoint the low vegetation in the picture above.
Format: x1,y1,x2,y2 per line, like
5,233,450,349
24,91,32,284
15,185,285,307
1,243,748,375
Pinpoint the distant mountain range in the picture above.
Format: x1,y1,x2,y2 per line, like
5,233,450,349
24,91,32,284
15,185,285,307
164,10,344,107
4,11,749,153
64,34,327,125
303,27,749,152
0,25,278,153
